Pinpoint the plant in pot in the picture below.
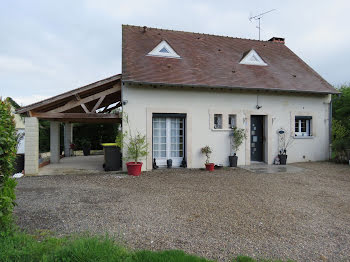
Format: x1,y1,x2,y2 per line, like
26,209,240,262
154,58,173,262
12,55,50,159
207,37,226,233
278,132,293,165
115,114,148,176
201,145,214,171
229,127,247,167
80,138,91,156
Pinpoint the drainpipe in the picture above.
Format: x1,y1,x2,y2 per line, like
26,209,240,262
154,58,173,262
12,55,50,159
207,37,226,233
329,99,332,160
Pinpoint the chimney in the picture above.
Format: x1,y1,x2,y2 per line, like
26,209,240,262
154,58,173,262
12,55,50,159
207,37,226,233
268,37,285,44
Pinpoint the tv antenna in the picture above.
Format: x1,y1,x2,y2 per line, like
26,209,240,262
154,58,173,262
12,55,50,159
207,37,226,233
249,9,276,40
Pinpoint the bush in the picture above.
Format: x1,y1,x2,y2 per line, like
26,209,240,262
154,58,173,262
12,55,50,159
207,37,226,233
0,98,18,233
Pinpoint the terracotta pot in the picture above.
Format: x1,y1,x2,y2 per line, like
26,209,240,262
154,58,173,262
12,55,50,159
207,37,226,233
205,163,215,171
126,162,143,176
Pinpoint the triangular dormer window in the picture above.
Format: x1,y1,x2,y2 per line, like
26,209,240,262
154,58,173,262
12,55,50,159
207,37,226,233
239,49,267,66
147,40,180,58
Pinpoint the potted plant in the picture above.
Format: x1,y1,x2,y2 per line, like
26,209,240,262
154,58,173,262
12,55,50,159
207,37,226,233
80,138,91,156
278,132,293,165
201,145,214,171
115,114,148,176
229,127,247,167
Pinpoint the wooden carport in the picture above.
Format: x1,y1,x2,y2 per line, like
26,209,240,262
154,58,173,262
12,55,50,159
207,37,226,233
16,74,122,175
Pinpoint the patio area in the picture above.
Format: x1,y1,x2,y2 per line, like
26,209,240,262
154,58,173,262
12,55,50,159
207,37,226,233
38,155,105,176
14,162,350,261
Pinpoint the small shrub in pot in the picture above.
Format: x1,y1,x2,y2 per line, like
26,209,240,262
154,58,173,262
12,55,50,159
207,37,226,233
201,145,214,171
229,127,247,167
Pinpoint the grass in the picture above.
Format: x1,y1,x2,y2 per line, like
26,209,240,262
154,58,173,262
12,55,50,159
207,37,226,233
0,231,293,262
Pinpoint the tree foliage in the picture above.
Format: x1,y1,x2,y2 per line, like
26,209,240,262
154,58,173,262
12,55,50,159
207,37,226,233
332,84,350,162
116,114,148,163
231,127,247,155
0,98,18,233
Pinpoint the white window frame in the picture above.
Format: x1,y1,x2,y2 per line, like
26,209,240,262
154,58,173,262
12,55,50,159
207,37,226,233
147,40,181,58
228,114,236,129
239,49,267,66
294,117,312,137
214,114,223,129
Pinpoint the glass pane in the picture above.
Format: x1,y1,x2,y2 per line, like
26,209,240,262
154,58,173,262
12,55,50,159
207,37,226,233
154,129,159,137
153,137,159,143
161,121,166,128
161,137,166,143
161,144,166,150
161,151,166,157
153,151,158,157
153,122,159,128
153,144,158,150
161,128,166,136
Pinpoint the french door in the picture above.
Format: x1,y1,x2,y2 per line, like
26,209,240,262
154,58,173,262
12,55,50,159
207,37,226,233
153,117,184,167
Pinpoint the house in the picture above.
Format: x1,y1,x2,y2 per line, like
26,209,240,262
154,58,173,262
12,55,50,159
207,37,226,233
17,25,339,174
121,25,338,169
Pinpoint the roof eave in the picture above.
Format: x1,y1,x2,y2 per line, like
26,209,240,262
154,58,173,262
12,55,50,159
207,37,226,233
122,80,340,95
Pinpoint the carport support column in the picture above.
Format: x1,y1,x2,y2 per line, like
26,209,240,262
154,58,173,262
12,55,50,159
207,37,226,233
50,121,60,163
24,117,39,175
64,123,73,157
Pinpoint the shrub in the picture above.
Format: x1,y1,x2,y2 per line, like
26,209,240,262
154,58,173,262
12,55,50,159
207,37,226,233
230,127,247,155
201,146,212,164
0,98,18,233
116,114,148,163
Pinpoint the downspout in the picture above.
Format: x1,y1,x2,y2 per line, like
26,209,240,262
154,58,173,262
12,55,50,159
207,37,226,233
329,98,332,160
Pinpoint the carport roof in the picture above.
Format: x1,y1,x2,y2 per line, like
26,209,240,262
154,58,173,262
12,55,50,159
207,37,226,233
16,74,122,123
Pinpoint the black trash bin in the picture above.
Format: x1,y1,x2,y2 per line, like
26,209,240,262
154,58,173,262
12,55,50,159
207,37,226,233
102,143,121,171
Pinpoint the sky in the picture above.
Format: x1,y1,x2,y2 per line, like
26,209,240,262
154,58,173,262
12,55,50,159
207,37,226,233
1,0,349,106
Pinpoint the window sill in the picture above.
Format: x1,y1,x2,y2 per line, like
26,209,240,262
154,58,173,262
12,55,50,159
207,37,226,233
293,136,314,139
211,128,234,132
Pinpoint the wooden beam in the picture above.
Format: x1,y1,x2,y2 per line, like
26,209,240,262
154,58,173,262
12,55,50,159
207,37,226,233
16,74,121,114
49,85,121,113
31,112,121,120
80,103,90,113
91,95,105,113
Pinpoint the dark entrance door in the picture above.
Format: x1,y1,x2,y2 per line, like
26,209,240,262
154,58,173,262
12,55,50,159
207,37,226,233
251,115,264,162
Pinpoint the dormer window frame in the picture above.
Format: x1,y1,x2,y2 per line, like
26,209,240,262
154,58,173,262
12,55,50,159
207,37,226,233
147,40,181,59
239,49,267,66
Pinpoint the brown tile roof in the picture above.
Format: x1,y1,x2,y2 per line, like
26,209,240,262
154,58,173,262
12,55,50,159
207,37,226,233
122,25,338,94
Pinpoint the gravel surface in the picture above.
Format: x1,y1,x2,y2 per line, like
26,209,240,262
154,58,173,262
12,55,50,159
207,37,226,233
14,162,350,261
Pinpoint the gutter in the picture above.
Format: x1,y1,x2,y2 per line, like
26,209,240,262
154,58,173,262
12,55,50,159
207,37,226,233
122,80,340,95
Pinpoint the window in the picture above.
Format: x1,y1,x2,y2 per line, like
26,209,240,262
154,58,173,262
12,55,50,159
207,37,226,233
239,49,267,66
295,116,312,137
228,115,236,129
214,114,222,129
147,40,180,58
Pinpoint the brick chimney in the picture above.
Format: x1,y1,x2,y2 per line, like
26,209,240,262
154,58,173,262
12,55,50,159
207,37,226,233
268,37,285,44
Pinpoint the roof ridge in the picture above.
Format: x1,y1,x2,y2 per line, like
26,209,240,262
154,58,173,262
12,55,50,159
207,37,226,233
122,24,280,43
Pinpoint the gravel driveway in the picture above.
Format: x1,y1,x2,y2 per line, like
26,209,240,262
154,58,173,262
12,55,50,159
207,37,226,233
14,162,350,261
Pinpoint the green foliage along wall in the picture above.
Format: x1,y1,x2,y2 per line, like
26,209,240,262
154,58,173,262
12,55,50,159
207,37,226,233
0,98,18,232
332,84,350,161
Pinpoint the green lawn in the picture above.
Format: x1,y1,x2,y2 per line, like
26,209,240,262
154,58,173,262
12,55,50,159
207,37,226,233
0,231,292,262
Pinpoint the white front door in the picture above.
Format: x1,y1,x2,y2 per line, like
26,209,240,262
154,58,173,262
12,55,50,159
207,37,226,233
153,117,184,167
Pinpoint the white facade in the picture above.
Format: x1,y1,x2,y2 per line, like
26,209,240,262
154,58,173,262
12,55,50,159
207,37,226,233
122,83,331,170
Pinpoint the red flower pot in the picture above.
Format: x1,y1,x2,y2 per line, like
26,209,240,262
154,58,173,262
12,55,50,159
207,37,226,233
205,163,215,171
126,162,143,176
